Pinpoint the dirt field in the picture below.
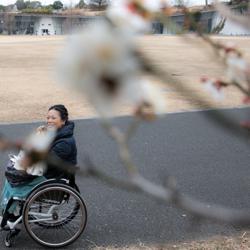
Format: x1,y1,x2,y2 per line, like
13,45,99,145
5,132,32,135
0,35,250,123
0,35,250,249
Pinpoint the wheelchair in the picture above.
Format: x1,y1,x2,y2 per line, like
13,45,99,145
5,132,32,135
1,178,87,248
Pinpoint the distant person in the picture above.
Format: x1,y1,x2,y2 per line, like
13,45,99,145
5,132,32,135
42,104,78,182
0,104,78,224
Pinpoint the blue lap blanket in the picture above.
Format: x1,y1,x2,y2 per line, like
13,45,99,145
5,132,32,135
0,176,46,214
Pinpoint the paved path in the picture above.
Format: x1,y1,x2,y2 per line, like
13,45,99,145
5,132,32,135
0,107,249,249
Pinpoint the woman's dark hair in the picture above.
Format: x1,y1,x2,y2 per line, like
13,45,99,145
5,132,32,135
49,104,69,123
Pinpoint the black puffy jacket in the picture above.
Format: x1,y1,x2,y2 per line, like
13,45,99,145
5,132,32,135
45,121,77,179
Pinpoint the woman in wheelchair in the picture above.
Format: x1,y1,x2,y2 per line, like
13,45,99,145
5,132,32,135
0,105,86,247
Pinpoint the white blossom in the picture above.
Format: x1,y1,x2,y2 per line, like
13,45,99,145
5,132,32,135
137,80,167,115
24,127,56,153
203,79,224,100
143,0,168,12
58,21,144,117
8,128,55,175
226,53,250,85
107,0,149,32
107,0,169,33
58,21,167,118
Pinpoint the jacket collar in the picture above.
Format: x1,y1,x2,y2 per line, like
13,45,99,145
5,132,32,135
55,121,74,141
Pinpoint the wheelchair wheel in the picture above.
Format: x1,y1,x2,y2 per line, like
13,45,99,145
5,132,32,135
30,187,81,229
23,183,87,248
32,200,80,228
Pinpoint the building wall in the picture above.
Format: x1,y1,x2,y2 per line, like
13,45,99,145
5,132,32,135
163,8,250,36
212,12,250,35
15,15,36,34
162,15,184,34
33,15,102,35
162,11,214,35
35,17,55,35
52,18,63,35
3,10,249,36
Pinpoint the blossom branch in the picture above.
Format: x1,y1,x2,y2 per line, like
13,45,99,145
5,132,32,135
1,134,250,226
233,80,250,96
48,0,250,229
58,154,250,227
196,35,250,96
125,117,141,143
182,36,250,107
167,6,250,98
46,153,138,191
131,173,250,226
101,119,139,175
137,51,250,138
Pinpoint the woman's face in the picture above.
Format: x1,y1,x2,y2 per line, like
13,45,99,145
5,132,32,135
47,109,65,129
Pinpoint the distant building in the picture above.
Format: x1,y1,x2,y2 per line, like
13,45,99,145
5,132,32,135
0,5,249,35
161,6,250,35
35,17,55,35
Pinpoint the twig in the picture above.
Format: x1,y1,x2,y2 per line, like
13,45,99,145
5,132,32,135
97,166,250,226
2,137,250,227
137,51,250,140
101,119,139,175
76,157,250,227
195,34,250,96
46,153,138,191
125,117,141,143
167,7,250,97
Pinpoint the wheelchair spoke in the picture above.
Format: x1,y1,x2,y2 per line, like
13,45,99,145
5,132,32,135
23,183,87,248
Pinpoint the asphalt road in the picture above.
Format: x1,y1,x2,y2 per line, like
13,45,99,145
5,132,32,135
0,107,249,249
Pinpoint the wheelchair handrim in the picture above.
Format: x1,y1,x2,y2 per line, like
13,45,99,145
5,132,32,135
23,184,87,248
